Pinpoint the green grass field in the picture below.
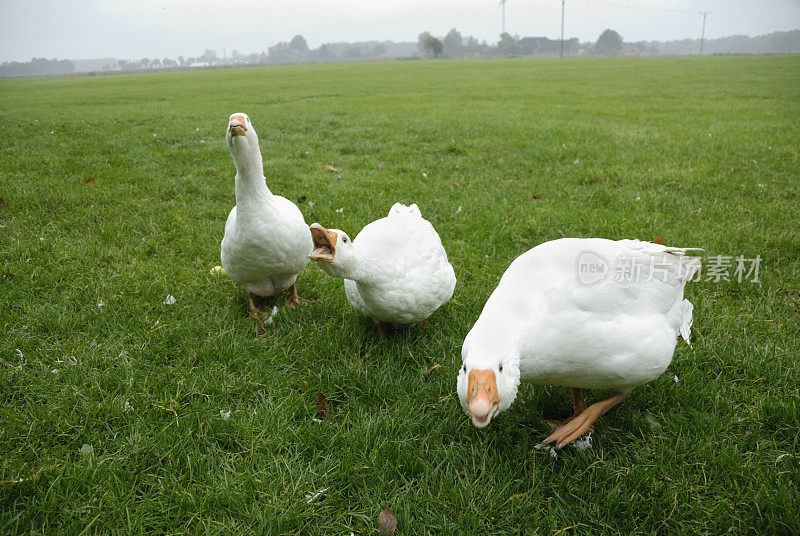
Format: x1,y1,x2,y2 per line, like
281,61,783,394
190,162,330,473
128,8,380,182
1,55,799,535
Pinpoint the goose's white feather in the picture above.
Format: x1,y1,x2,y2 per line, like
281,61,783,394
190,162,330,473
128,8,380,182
220,113,312,296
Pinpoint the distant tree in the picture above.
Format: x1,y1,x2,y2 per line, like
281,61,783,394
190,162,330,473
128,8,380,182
151,58,161,68
178,55,186,66
418,32,444,57
595,29,623,55
417,32,432,55
629,42,647,56
315,45,334,60
372,43,387,57
344,45,363,58
139,58,150,69
199,49,217,65
443,28,464,56
496,32,520,55
465,36,479,55
268,42,291,62
163,58,177,68
289,35,309,52
118,59,129,70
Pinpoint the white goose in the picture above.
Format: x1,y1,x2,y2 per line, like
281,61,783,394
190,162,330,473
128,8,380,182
457,238,700,449
308,203,456,337
220,113,312,325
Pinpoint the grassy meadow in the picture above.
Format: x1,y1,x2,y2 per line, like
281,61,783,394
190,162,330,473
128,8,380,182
1,55,799,534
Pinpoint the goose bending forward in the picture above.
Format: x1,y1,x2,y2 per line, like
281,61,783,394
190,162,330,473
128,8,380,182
457,238,700,449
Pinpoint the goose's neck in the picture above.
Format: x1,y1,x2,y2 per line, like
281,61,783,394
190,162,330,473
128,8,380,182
233,149,271,209
326,250,384,286
348,254,383,286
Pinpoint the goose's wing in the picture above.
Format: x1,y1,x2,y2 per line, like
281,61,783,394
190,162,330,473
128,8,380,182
483,238,700,349
564,239,700,321
503,238,700,389
271,194,308,227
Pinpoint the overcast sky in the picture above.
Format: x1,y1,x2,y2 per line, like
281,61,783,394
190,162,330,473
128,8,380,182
1,0,799,62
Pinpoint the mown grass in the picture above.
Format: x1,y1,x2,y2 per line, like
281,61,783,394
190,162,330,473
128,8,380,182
1,55,799,535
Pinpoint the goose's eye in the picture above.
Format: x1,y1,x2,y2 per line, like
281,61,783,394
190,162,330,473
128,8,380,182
342,237,348,243
498,364,503,373
462,365,467,373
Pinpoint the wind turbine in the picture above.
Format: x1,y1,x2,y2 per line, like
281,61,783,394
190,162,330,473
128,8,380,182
499,0,508,34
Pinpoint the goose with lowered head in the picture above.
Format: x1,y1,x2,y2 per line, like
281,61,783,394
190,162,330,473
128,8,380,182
457,237,701,449
220,113,312,329
308,203,456,337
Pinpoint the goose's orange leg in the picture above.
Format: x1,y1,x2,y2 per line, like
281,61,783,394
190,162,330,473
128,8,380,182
248,293,265,335
543,388,588,429
543,391,631,450
286,283,309,309
376,321,387,339
572,387,587,415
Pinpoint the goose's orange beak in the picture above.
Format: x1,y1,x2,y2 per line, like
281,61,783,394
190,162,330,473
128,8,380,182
466,369,500,428
228,114,247,137
309,223,337,263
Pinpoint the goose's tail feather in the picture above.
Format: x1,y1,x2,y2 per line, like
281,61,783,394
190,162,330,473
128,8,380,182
680,299,694,346
389,203,421,217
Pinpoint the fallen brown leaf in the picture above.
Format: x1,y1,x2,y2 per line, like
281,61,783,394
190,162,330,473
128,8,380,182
0,197,7,205
532,194,541,199
377,508,397,534
450,181,460,186
611,183,619,188
315,392,330,420
378,162,385,169
652,237,666,245
325,165,338,172
84,177,95,184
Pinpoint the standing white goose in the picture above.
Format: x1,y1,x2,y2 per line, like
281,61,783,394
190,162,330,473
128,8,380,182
308,203,456,337
220,113,312,327
457,238,701,449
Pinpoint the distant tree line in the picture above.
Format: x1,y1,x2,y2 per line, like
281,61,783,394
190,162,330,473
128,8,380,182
417,28,581,57
637,29,800,56
3,29,798,77
0,57,75,77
